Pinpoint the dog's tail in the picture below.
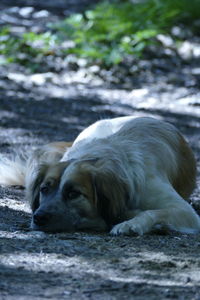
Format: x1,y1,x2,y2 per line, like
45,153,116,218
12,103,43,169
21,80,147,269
0,154,27,187
0,142,73,188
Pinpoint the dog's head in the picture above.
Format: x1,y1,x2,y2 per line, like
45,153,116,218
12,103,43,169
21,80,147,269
29,158,130,233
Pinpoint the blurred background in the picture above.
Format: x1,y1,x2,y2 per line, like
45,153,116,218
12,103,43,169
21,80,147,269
1,2,200,299
1,0,200,147
1,0,200,164
1,0,200,95
0,0,200,159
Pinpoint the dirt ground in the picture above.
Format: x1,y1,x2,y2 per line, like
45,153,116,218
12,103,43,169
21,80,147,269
1,1,200,299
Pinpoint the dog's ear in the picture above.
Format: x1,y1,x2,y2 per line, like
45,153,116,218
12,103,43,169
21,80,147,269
26,160,74,212
26,164,48,212
83,159,130,226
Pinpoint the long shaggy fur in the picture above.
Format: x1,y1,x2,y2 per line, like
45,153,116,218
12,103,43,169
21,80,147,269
0,116,199,235
0,142,72,188
0,153,27,186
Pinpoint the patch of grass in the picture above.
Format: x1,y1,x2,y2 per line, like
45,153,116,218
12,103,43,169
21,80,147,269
1,0,200,70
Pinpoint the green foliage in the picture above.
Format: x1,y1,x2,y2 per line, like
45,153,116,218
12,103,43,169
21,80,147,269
54,0,200,65
1,0,200,69
0,27,57,70
54,1,161,64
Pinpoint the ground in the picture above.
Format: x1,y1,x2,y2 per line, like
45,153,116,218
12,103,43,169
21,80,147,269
1,1,200,299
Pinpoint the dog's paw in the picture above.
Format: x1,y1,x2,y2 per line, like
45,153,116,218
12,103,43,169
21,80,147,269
110,219,145,236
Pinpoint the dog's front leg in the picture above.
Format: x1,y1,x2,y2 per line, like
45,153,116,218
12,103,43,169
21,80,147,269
110,210,157,235
111,207,200,236
111,178,200,236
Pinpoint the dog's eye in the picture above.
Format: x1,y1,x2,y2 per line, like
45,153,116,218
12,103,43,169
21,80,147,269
40,179,55,194
65,190,81,200
40,184,50,194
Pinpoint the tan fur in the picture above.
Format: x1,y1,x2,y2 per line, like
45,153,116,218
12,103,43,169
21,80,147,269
59,117,200,235
46,142,73,153
0,116,199,235
0,141,72,187
30,141,72,164
65,164,95,206
28,161,73,211
172,134,196,199
43,162,70,186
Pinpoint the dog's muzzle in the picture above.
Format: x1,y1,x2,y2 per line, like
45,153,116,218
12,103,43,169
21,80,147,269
33,210,52,227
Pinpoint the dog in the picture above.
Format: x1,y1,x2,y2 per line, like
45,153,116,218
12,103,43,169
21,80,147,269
0,116,200,235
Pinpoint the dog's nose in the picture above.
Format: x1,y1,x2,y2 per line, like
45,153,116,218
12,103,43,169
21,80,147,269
33,210,51,226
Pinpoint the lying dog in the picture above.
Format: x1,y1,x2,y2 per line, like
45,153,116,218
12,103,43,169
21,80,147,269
0,116,200,235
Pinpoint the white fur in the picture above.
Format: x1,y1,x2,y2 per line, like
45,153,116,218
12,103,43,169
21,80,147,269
73,116,134,144
62,116,135,160
0,116,199,235
62,117,200,235
0,116,133,186
0,154,26,186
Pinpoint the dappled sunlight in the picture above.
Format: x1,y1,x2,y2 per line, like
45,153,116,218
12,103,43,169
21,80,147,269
0,110,17,119
6,68,104,87
178,41,200,60
6,67,200,117
1,0,200,298
0,230,44,240
7,72,51,86
1,238,199,289
0,252,86,273
0,196,30,213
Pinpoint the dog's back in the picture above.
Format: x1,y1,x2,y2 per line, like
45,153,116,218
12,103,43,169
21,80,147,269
115,117,196,200
67,117,196,201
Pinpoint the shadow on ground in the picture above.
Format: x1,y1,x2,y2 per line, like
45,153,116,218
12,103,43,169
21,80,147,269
1,1,200,299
